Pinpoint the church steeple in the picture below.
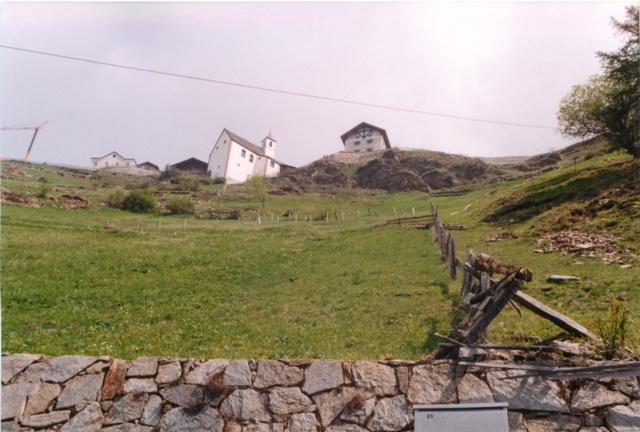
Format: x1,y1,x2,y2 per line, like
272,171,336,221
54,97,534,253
261,130,276,159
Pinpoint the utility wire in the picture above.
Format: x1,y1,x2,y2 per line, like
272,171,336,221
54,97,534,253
1,44,556,130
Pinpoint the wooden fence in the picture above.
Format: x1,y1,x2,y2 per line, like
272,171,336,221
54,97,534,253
429,202,595,359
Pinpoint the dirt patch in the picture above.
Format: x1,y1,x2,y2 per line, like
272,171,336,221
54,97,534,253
535,230,636,263
0,187,41,208
56,194,91,210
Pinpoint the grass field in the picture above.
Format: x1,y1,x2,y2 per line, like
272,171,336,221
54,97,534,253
1,154,638,359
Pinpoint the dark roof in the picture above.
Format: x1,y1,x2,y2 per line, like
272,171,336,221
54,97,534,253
340,122,391,149
139,161,159,170
225,130,266,157
171,158,208,171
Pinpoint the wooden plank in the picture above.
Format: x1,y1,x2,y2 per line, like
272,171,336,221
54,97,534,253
472,253,533,282
513,291,597,340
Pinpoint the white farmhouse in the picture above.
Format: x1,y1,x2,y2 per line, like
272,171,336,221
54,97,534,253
207,129,281,184
341,122,391,153
91,151,137,169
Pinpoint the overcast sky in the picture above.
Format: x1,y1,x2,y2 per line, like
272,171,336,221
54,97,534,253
0,1,629,169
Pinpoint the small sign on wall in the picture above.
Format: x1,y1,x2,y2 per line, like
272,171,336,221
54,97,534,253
414,403,509,432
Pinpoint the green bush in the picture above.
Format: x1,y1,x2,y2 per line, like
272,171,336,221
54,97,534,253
105,190,125,209
36,184,53,199
122,189,157,213
166,198,195,215
213,177,226,185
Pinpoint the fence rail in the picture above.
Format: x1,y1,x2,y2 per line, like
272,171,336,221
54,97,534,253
428,201,595,359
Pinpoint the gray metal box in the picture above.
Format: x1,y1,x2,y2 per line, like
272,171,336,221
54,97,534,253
414,402,509,432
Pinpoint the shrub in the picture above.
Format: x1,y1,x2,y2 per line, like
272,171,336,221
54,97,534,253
36,184,53,199
213,177,226,185
122,189,157,213
105,190,125,209
166,198,195,215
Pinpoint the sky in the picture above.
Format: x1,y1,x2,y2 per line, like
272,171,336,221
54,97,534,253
0,1,630,169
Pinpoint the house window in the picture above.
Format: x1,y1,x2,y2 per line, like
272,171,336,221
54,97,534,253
269,142,273,147
354,141,360,145
354,150,360,153
367,139,373,144
270,161,275,168
241,149,246,158
249,154,254,162
367,148,373,152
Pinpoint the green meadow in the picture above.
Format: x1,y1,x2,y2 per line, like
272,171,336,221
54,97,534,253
1,154,638,359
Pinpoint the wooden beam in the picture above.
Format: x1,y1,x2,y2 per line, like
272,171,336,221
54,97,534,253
513,291,597,340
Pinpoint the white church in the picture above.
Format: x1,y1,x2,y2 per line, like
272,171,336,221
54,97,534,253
207,129,281,184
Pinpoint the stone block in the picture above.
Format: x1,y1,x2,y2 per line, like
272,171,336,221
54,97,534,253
1,383,41,420
367,395,413,432
269,387,313,415
19,356,97,383
156,361,182,385
56,373,103,409
606,400,640,431
160,384,204,408
286,413,317,432
456,373,494,403
312,387,356,427
20,410,70,428
339,396,375,425
102,359,129,400
160,406,224,432
525,414,581,432
407,363,457,404
123,378,157,394
254,360,303,389
141,394,163,426
60,401,104,432
104,392,148,425
126,357,158,377
1,354,41,384
302,360,343,395
184,359,228,385
224,360,252,387
25,382,61,414
487,370,570,413
220,389,271,423
571,381,629,412
352,361,396,396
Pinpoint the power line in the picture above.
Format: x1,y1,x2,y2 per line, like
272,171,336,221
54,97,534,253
0,44,556,130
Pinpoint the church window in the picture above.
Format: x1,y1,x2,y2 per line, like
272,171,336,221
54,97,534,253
270,161,275,168
249,154,254,162
354,141,360,145
241,149,246,158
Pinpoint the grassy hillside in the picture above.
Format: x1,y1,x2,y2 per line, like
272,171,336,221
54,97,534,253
1,149,638,359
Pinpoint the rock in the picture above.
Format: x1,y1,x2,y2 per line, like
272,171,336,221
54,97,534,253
123,378,157,394
1,354,41,384
184,359,229,385
127,357,158,377
407,364,457,404
526,414,581,432
141,394,163,426
102,359,129,400
395,367,409,394
487,370,570,413
56,373,103,409
1,383,41,420
104,392,148,425
20,356,97,383
339,396,375,425
160,384,204,408
302,360,344,395
254,360,303,389
269,387,313,415
160,406,224,432
327,425,369,432
547,275,581,283
223,422,242,432
312,387,356,427
0,422,20,432
156,361,182,385
60,401,104,432
286,413,317,432
224,360,251,387
101,424,134,432
367,395,414,431
245,423,284,432
85,360,110,374
508,411,526,432
25,382,61,414
351,361,396,396
456,374,494,403
571,381,630,412
20,410,70,428
611,377,640,398
606,399,640,431
579,428,609,432
220,389,271,422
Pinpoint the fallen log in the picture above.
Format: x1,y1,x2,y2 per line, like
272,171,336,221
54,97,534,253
513,291,596,340
472,253,533,282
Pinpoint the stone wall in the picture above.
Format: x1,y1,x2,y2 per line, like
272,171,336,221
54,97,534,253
2,354,639,432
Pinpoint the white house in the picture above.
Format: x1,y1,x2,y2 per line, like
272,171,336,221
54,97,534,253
207,129,281,184
341,122,391,153
91,151,137,169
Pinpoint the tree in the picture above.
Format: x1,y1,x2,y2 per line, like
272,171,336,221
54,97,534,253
246,175,267,209
557,6,639,158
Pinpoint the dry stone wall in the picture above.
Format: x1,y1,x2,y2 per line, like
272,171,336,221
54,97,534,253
2,354,639,432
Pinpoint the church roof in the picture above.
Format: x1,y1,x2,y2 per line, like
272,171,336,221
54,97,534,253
225,130,267,157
